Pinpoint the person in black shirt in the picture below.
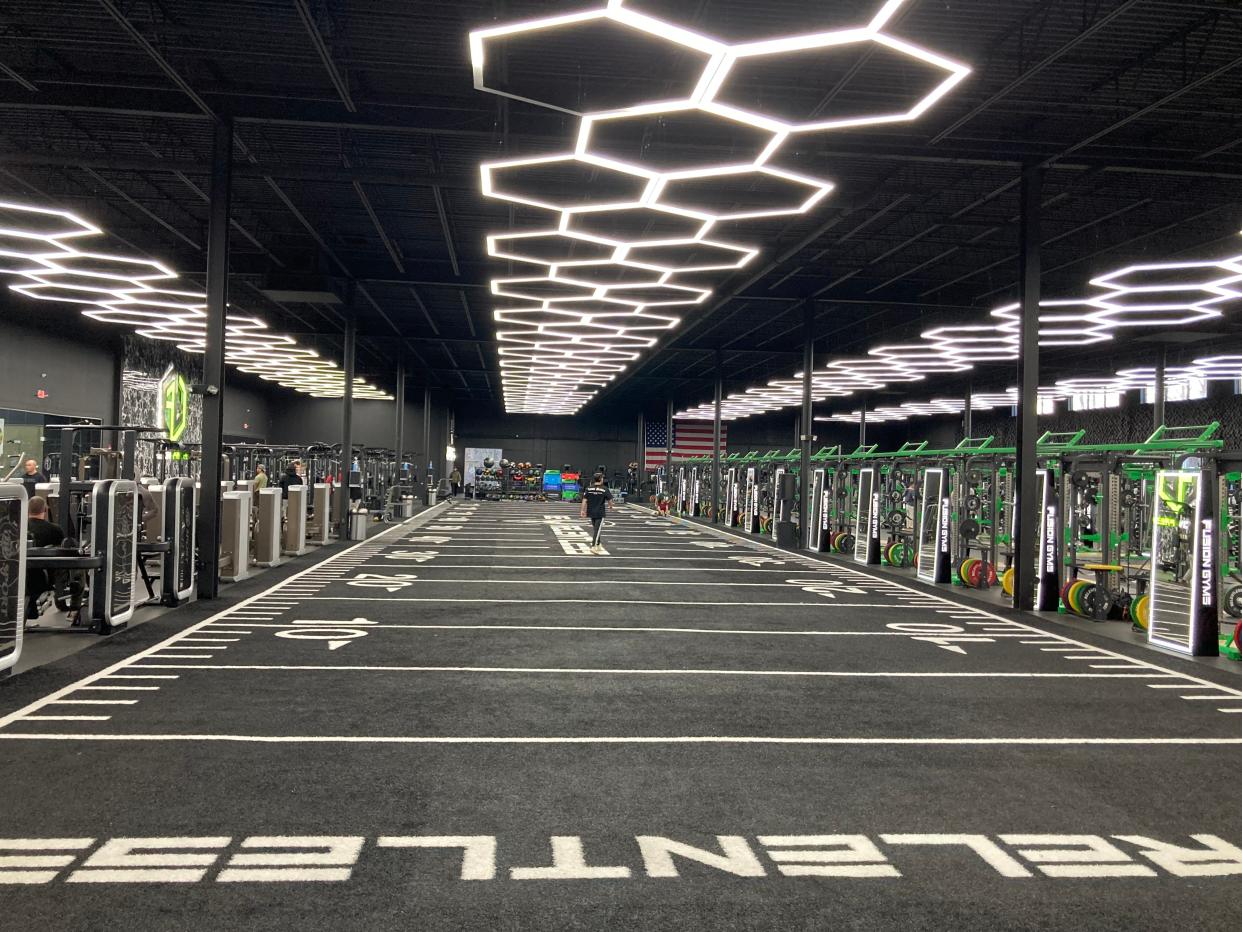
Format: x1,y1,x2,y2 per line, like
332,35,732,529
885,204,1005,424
579,472,613,555
280,462,303,499
25,495,65,621
20,459,47,500
26,495,63,548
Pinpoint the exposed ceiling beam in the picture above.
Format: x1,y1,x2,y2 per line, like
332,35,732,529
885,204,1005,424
353,180,404,273
95,0,216,119
292,0,356,112
931,0,1146,143
0,150,475,187
0,60,37,92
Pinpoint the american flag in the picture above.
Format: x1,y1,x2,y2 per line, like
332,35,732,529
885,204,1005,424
644,420,727,470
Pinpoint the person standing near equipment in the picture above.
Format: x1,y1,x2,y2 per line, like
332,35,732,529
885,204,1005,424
279,461,303,519
25,495,65,621
280,461,302,498
253,464,269,491
449,466,462,498
20,459,46,499
580,472,612,555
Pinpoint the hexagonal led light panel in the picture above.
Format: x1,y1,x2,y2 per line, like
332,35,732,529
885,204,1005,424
0,198,390,401
481,153,654,213
704,31,970,135
469,0,974,413
675,238,1242,424
470,7,725,116
578,102,781,174
654,164,833,221
621,239,757,273
487,231,618,267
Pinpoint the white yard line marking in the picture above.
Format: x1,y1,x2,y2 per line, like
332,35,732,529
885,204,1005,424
1148,683,1218,689
48,699,138,705
126,664,1169,679
316,579,914,588
0,502,452,732
168,623,949,637
144,654,217,660
3,733,1240,746
355,564,840,574
651,506,1242,701
16,715,111,722
72,686,160,691
1181,695,1242,701
297,598,906,607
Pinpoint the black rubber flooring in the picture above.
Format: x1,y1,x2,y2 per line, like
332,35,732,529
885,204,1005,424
2,500,1241,931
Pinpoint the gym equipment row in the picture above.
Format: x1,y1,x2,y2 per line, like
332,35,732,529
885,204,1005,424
666,424,1241,659
6,422,416,654
2,477,144,675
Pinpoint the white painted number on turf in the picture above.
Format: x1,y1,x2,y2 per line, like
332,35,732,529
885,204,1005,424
348,573,419,593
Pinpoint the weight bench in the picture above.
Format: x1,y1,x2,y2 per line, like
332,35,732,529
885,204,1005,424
26,546,105,629
136,540,171,602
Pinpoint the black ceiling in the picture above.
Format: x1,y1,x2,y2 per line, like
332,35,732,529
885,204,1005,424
0,0,1239,415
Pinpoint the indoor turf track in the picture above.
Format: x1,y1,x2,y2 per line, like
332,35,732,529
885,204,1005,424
2,499,1242,931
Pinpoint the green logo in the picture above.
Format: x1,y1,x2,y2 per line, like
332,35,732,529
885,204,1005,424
159,367,190,443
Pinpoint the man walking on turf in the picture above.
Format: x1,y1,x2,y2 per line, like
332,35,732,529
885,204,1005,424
580,471,612,555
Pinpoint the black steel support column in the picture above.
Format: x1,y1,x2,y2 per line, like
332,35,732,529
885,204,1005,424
1012,163,1043,611
665,399,673,480
394,364,405,476
197,116,232,600
964,383,973,440
1153,349,1166,430
800,301,814,546
338,312,356,538
712,350,723,523
858,402,867,448
422,386,431,484
636,412,644,486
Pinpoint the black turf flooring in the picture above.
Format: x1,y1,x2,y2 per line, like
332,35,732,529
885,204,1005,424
1,500,1241,931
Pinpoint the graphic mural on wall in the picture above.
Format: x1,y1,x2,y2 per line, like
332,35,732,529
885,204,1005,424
120,336,203,479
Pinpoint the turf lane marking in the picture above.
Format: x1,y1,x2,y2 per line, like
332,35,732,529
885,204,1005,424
144,654,217,660
158,623,962,637
48,700,138,705
3,734,1241,746
1182,695,1242,701
296,598,907,607
649,506,1242,703
123,664,1171,678
1148,684,1219,689
327,579,919,588
72,686,160,691
16,715,111,722
0,501,454,732
353,564,843,574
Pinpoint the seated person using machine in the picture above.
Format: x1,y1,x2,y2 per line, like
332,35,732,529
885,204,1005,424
25,495,65,621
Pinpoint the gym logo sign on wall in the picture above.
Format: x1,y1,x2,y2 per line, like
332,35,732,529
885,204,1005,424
158,365,190,443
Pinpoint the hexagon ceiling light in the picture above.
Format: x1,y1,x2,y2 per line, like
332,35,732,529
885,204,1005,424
675,239,1242,422
0,199,391,400
470,0,972,414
